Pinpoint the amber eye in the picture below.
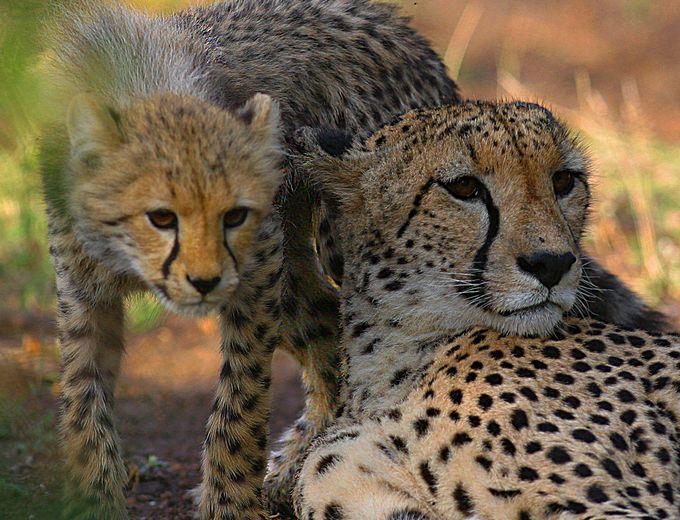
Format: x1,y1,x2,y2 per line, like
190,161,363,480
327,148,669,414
552,170,577,197
442,176,482,200
223,207,249,229
147,209,177,229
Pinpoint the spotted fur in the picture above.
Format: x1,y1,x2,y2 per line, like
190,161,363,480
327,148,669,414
41,1,459,518
293,101,677,519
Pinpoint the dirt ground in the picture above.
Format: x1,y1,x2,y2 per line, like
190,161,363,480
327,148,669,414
0,314,303,519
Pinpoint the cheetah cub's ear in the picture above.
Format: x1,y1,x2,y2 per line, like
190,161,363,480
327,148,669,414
235,93,281,144
67,93,124,171
293,126,366,213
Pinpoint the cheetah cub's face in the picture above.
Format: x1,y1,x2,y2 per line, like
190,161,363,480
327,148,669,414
301,101,591,336
65,92,282,315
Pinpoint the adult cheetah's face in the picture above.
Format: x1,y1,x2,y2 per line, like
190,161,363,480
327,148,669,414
64,92,283,316
303,101,591,336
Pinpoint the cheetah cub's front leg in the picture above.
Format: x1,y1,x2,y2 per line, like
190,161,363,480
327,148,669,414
199,218,284,520
54,249,129,520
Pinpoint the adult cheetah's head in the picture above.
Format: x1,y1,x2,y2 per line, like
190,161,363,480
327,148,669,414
60,92,283,316
297,101,592,336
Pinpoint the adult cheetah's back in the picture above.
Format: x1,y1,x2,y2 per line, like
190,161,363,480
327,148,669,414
172,0,460,133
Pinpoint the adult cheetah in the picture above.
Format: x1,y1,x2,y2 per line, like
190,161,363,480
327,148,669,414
292,101,679,519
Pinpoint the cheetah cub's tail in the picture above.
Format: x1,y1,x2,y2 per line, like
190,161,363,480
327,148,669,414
42,0,208,118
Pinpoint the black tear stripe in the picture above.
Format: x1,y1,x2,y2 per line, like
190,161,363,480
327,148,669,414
397,178,434,239
459,189,500,308
161,234,180,279
223,236,239,271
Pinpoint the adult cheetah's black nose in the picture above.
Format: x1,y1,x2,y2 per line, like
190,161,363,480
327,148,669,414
517,251,576,289
187,275,221,295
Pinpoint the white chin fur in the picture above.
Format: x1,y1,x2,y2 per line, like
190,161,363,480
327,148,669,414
481,303,565,336
151,288,223,318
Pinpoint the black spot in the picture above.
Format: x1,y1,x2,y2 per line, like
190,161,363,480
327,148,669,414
324,502,345,520
390,368,411,386
413,419,429,437
554,373,574,385
426,407,441,418
439,445,450,463
384,280,405,291
543,387,560,399
390,436,408,454
453,484,474,515
351,322,372,338
316,454,341,475
553,409,574,420
518,466,539,482
572,429,596,443
537,422,559,433
519,387,538,402
566,501,586,514
562,396,581,409
478,394,493,411
452,432,472,446
449,389,463,405
617,389,636,403
475,455,492,471
620,409,637,425
501,438,517,456
485,373,503,385
549,473,566,485
486,420,501,437
541,345,560,359
574,463,593,477
511,409,529,430
525,441,542,454
586,382,602,398
468,415,481,428
547,447,571,464
586,485,609,504
500,392,516,403
584,339,606,353
601,458,623,479
488,488,521,499
419,461,437,495
515,367,536,378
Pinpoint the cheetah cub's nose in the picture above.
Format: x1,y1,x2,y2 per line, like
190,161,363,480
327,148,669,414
516,251,576,289
187,275,222,295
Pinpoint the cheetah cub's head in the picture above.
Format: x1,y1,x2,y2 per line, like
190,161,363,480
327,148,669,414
298,101,592,336
64,92,282,315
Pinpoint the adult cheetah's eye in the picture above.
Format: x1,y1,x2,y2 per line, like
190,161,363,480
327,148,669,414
552,170,577,197
223,207,249,229
147,209,178,230
441,176,482,201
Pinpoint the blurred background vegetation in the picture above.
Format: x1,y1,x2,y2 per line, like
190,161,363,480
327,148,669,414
0,0,678,517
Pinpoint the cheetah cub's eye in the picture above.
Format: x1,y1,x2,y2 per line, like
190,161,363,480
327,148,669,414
441,176,482,200
147,209,178,230
223,207,249,229
552,170,577,197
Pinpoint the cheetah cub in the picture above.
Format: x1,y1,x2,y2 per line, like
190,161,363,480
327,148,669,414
292,101,680,519
41,1,458,518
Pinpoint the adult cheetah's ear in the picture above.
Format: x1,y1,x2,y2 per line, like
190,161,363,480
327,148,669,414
235,93,282,144
67,93,124,170
292,126,367,212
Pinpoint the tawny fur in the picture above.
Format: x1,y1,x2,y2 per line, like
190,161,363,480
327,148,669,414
41,1,459,518
292,101,677,519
